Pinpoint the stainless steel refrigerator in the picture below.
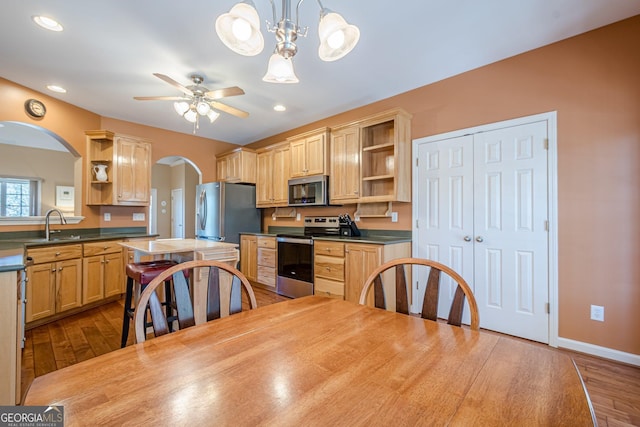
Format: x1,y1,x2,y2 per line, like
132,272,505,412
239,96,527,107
195,182,261,243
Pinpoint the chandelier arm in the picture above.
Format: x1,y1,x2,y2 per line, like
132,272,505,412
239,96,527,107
295,0,306,29
267,0,277,30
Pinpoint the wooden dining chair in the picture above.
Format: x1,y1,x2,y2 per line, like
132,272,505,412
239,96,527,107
359,257,479,330
133,259,258,343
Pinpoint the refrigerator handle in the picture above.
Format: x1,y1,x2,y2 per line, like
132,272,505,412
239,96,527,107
198,189,207,230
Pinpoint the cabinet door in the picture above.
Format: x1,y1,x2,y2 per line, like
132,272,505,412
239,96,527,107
344,244,382,304
82,256,104,304
330,126,360,203
26,263,56,322
304,133,327,176
103,252,124,298
272,145,290,206
115,136,151,205
56,258,82,313
240,235,258,282
256,151,273,207
289,139,307,177
224,152,242,182
216,156,228,181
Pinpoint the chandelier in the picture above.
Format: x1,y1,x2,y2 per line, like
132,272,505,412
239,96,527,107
215,0,360,83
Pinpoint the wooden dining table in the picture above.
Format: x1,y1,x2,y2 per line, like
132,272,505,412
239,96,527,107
24,296,596,426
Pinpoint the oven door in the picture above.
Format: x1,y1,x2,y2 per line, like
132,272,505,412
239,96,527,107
276,236,314,298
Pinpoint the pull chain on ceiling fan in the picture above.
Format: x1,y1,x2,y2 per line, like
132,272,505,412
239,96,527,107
134,73,248,133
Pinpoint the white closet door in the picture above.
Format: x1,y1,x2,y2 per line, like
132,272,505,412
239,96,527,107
473,121,549,343
414,119,549,343
413,134,475,322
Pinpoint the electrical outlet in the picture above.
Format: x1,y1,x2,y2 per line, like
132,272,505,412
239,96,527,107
104,212,111,222
590,305,604,322
132,213,145,221
296,213,301,221
391,212,398,222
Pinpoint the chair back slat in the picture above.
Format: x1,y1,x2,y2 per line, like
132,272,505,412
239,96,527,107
421,267,441,322
447,286,466,327
148,291,169,336
134,260,258,343
395,265,409,315
172,270,195,329
373,275,386,309
359,257,480,331
207,267,221,321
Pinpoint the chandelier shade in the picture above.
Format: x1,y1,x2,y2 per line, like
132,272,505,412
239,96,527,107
215,1,265,56
216,0,359,83
262,53,299,83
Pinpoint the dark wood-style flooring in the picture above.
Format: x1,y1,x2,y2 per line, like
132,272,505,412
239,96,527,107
21,289,640,426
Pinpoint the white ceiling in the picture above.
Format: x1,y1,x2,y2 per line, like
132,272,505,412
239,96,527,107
1,1,639,146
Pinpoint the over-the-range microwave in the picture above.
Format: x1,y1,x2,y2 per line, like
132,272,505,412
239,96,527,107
288,175,329,207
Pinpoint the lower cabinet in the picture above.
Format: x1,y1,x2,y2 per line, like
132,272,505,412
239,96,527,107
26,258,83,321
314,240,411,308
82,241,124,304
25,240,127,327
240,235,277,289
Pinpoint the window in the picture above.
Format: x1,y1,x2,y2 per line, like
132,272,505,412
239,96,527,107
0,177,40,217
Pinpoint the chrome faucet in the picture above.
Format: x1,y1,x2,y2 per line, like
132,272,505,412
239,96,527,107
45,208,67,240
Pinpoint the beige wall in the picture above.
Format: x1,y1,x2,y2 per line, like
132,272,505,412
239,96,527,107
250,16,640,355
0,144,76,213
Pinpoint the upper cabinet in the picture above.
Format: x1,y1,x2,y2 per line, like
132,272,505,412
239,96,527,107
287,127,330,178
256,142,290,208
216,147,257,184
85,130,152,206
329,108,412,204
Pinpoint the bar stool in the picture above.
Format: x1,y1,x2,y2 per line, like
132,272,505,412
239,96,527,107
120,260,179,347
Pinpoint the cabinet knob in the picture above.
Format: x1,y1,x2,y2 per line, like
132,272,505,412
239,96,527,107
51,268,57,273
55,252,61,256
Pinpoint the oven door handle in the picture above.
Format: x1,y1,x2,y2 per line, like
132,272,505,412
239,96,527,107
277,237,313,245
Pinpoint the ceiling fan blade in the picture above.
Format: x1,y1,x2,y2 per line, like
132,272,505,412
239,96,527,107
153,73,193,96
210,101,249,118
134,96,190,101
204,86,245,100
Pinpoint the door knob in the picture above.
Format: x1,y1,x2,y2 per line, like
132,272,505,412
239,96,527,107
463,236,472,242
475,236,484,243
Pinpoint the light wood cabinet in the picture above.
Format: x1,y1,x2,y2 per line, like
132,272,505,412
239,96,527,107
345,241,411,310
328,108,412,204
85,130,152,206
82,241,124,304
216,147,257,183
26,244,83,323
288,128,330,177
240,235,258,282
330,125,361,203
314,241,345,299
256,236,276,289
256,143,290,207
0,270,21,405
241,235,277,289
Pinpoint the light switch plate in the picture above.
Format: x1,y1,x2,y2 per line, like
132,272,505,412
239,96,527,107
391,212,398,222
132,213,145,221
104,212,111,222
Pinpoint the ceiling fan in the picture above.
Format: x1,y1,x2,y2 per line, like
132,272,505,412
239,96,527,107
134,73,248,131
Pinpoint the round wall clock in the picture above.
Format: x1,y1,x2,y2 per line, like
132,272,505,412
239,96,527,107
25,98,46,118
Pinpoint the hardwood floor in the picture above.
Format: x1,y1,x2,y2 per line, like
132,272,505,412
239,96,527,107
21,289,640,426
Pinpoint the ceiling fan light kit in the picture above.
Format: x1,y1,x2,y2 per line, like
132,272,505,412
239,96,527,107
135,73,247,133
216,0,360,83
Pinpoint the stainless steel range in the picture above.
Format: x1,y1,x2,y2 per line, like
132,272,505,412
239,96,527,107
276,216,341,298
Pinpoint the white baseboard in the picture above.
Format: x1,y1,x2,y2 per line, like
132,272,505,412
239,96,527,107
557,337,640,366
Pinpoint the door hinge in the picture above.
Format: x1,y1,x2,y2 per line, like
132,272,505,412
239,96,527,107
415,219,419,228
545,220,549,231
544,138,549,150
416,158,419,167
545,302,550,314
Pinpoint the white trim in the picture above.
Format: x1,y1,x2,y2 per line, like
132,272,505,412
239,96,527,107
412,111,559,346
0,216,84,226
558,337,640,367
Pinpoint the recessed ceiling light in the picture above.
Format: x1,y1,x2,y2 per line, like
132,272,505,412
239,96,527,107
273,104,286,112
47,85,67,93
32,15,64,32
